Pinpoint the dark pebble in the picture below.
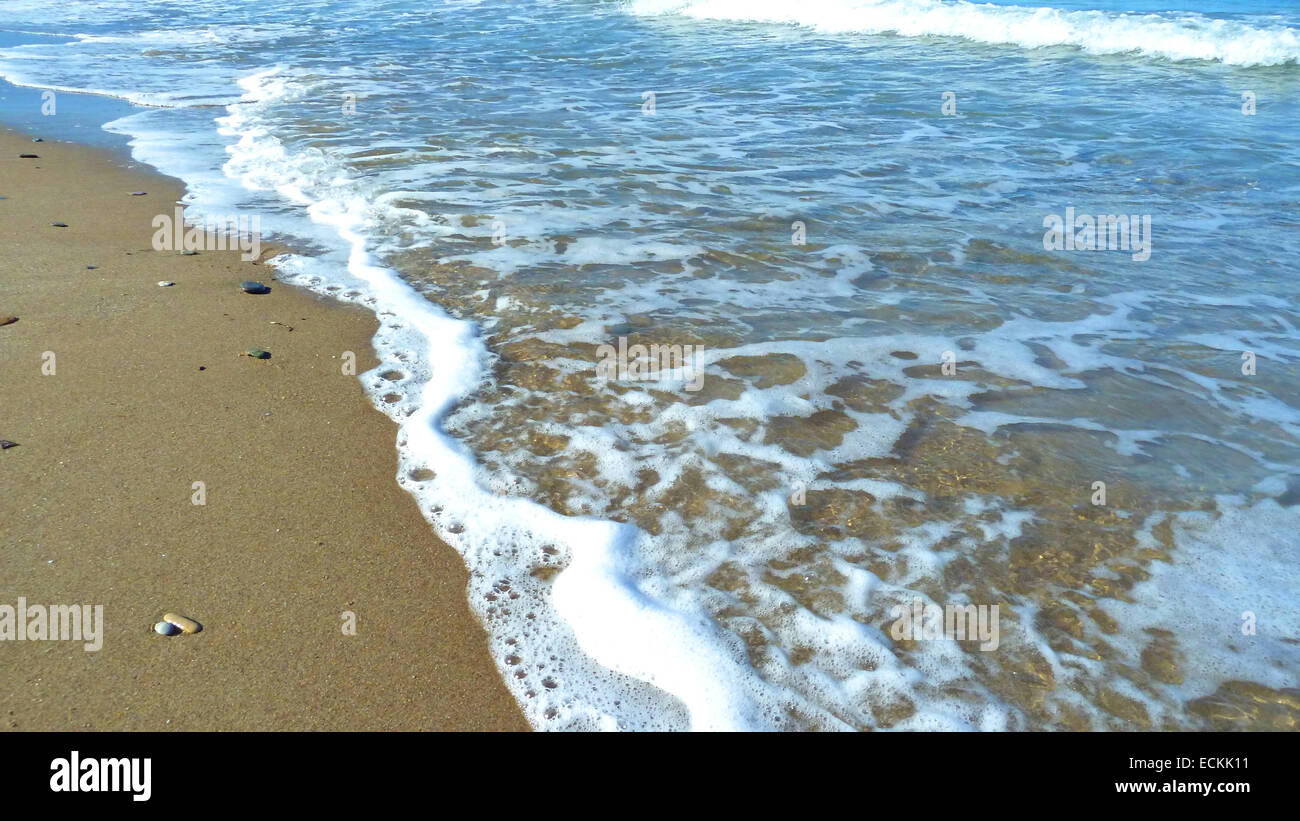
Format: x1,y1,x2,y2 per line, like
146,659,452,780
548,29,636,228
240,281,271,295
19,154,38,159
0,440,18,450
86,265,98,270
51,222,68,228
130,191,147,196
198,366,206,371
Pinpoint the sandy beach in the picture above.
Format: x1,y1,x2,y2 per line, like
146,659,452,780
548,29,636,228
0,129,528,731
2,0,1298,739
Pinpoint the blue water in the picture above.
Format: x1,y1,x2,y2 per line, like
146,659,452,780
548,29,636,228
2,0,1297,730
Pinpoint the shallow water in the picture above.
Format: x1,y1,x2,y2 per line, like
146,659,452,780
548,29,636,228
2,0,1297,730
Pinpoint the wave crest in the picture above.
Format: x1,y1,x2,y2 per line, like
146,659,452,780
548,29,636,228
629,0,1300,66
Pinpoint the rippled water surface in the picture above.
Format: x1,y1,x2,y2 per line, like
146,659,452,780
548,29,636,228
3,0,1298,729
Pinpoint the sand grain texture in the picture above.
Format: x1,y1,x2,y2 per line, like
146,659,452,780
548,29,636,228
0,130,528,731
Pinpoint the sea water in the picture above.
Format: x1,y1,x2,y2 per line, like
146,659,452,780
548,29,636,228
2,0,1297,730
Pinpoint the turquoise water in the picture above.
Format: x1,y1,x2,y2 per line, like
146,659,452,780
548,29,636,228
2,0,1297,730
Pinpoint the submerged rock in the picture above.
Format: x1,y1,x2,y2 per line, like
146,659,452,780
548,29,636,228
240,280,271,294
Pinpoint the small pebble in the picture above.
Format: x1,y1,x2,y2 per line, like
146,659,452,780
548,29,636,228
130,191,147,196
51,222,68,228
0,440,17,450
162,613,201,634
154,621,179,636
158,280,175,287
198,366,206,371
19,153,38,159
245,347,271,360
0,316,17,327
86,265,98,270
182,249,198,256
240,280,271,294
32,138,43,142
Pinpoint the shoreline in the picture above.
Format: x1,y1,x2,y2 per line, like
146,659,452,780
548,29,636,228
0,128,529,730
5,13,1297,734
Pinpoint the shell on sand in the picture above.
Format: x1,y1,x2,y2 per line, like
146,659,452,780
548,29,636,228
162,613,201,634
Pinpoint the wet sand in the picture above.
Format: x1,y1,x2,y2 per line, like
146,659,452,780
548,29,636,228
0,129,529,730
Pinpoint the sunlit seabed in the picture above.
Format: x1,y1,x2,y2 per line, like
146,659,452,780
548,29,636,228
2,0,1298,728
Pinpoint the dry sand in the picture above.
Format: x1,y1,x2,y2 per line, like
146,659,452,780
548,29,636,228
0,129,528,730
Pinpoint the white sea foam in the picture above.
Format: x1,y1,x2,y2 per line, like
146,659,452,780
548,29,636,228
218,69,792,731
4,0,1297,731
208,71,1122,731
1100,497,1300,718
629,0,1300,65
0,26,305,107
